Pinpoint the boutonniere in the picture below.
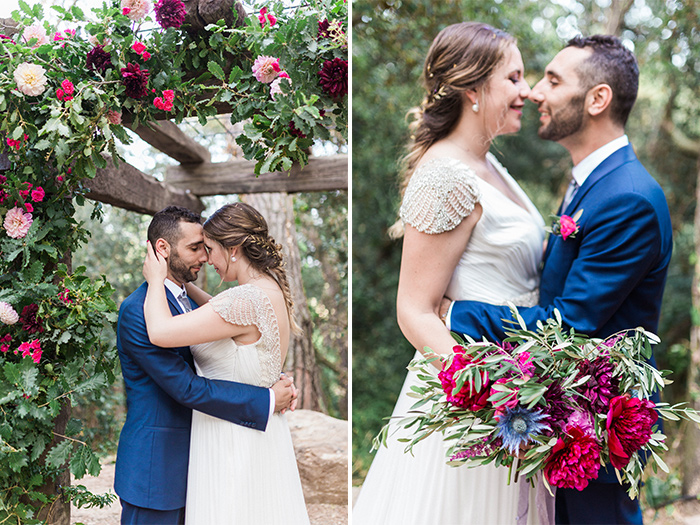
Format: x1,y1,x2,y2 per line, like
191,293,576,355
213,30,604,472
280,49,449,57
547,209,583,241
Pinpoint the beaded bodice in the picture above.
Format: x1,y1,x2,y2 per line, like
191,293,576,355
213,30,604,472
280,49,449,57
400,154,545,307
190,284,282,389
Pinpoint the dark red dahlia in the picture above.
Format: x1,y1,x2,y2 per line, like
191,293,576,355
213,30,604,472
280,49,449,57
20,303,43,334
86,45,113,75
541,380,575,434
318,58,348,99
288,122,307,139
317,19,331,39
606,394,658,469
121,63,150,99
154,0,187,29
576,356,619,414
438,346,490,411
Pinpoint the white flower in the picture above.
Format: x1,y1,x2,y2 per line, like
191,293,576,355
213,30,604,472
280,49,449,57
13,62,47,96
121,0,151,21
0,302,19,325
22,25,49,48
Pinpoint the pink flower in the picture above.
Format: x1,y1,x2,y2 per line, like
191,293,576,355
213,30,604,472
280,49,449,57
106,110,122,125
438,346,491,411
606,394,658,469
0,333,11,352
153,96,173,111
559,215,579,240
142,51,151,61
252,55,281,83
258,7,277,27
18,341,32,358
24,203,33,213
121,0,151,21
56,88,65,101
61,79,75,95
59,288,73,304
53,32,64,42
122,7,131,15
162,89,174,102
544,426,601,490
6,138,21,150
132,41,147,54
0,302,19,325
270,72,291,99
31,187,44,202
22,24,49,47
19,182,32,199
4,207,33,239
154,0,186,29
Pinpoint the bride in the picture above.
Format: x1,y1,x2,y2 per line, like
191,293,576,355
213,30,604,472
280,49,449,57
352,22,547,524
142,202,310,524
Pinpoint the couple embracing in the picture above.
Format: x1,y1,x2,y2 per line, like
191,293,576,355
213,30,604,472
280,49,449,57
354,22,671,525
114,203,311,524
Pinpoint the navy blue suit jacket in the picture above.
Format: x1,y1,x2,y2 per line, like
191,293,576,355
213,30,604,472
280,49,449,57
449,144,672,483
114,282,270,510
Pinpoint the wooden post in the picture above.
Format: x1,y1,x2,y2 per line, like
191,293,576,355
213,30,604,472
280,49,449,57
243,193,323,411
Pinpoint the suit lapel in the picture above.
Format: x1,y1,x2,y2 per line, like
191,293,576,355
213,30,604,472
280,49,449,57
543,144,638,266
164,287,185,316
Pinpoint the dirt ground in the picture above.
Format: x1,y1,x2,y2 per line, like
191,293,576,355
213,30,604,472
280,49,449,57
70,457,348,525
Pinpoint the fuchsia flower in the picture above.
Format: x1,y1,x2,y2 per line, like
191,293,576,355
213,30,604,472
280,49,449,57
153,89,175,111
58,288,73,304
318,58,348,99
438,346,491,411
258,7,277,27
544,426,601,490
132,41,147,54
252,55,281,83
0,334,11,352
606,394,658,469
154,0,187,29
490,377,519,417
559,215,579,240
3,207,32,239
31,186,44,202
18,339,42,363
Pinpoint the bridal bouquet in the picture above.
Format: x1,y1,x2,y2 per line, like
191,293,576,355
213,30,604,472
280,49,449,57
376,307,700,498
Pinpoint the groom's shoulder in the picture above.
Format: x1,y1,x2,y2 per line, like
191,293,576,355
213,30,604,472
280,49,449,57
120,282,148,314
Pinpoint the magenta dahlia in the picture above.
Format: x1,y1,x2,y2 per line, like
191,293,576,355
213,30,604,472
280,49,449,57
541,380,575,434
544,426,601,491
438,346,490,411
317,19,331,39
86,45,112,75
154,0,186,29
121,63,150,99
318,58,347,99
606,394,658,469
577,356,619,414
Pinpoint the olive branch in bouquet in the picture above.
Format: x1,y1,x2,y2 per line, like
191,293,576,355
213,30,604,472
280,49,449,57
373,306,700,498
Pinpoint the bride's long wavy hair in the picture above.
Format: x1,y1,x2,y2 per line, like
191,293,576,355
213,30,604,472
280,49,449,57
388,22,515,238
204,202,301,335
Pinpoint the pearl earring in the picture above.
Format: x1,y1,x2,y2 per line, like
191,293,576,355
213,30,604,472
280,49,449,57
231,256,237,262
472,100,479,113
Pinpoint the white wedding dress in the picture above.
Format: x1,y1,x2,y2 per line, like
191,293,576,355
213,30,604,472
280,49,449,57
184,284,310,525
353,154,545,525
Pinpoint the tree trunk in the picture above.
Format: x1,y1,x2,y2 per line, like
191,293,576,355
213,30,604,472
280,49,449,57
243,193,323,411
683,153,700,497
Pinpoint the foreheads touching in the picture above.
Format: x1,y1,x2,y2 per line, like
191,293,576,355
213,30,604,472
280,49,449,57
564,35,639,126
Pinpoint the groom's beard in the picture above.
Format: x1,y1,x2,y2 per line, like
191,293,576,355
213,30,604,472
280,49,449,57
169,249,201,283
537,92,586,142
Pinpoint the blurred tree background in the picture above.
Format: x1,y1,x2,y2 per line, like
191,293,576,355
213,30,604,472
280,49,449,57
352,0,700,512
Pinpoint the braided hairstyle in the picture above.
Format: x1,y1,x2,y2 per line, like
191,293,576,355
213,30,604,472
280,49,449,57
203,202,301,334
389,22,515,238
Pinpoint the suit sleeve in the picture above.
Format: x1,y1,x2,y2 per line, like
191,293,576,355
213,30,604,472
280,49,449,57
450,193,663,341
118,300,271,431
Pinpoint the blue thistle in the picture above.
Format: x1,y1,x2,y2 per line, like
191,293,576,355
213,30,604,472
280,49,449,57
495,406,550,455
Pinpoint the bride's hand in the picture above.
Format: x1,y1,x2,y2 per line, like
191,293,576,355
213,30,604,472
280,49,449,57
143,241,168,284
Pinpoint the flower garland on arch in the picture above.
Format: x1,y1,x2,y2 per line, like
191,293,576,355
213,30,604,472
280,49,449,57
0,0,347,520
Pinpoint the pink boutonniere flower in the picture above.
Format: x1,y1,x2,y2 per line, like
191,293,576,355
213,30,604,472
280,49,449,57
547,209,583,241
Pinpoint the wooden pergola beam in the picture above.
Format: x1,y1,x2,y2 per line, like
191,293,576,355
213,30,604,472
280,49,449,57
165,154,348,195
130,121,211,165
85,157,205,215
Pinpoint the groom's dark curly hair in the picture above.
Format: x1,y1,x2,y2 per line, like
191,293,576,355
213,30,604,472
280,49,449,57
147,206,201,246
566,34,639,127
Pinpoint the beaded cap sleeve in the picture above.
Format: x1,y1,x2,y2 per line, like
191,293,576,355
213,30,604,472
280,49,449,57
209,284,281,388
399,157,481,234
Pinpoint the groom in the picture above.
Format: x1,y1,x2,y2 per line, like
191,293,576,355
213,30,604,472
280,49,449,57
442,36,672,524
115,206,296,524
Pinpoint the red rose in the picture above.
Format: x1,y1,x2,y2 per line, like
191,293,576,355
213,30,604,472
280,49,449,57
438,346,490,411
606,394,658,469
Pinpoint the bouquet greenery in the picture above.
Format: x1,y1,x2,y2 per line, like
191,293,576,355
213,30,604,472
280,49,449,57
376,307,700,498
